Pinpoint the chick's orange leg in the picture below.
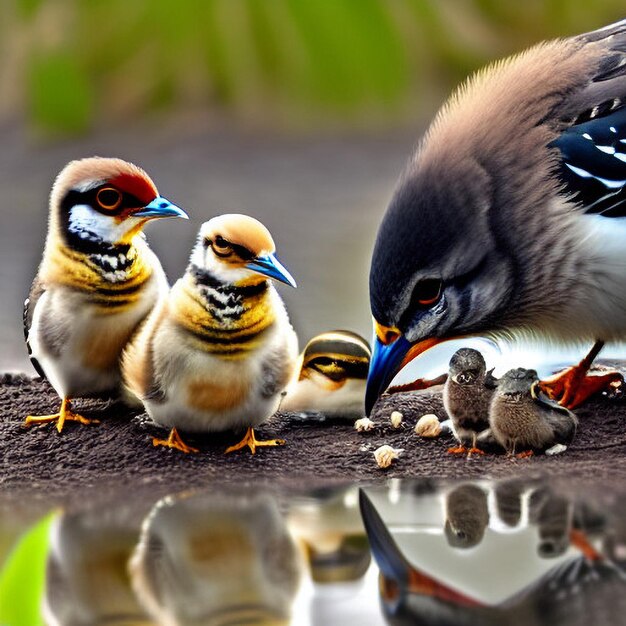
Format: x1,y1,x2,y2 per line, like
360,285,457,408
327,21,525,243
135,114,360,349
447,446,468,455
539,341,623,409
152,428,199,454
225,427,285,455
24,398,100,434
387,374,448,395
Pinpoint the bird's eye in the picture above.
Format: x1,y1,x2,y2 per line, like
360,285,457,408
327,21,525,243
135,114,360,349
212,235,232,257
413,279,443,306
96,187,122,211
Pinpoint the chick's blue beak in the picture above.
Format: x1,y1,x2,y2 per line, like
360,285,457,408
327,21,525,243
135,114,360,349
365,333,412,416
134,196,189,220
246,253,297,288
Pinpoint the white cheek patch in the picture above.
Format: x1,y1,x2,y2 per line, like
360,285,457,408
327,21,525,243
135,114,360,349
68,204,142,244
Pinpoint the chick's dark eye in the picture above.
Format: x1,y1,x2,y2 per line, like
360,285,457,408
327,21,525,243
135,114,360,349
96,187,122,211
413,279,443,306
211,235,232,257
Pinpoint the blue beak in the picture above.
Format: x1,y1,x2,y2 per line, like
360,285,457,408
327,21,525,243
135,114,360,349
246,253,297,288
365,334,412,416
134,196,189,220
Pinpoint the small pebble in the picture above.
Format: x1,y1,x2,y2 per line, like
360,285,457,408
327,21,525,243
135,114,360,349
414,414,442,438
373,445,403,469
545,443,567,456
390,411,403,428
354,417,376,432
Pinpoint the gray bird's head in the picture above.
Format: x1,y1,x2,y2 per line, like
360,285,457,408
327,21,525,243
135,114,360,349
448,348,487,385
498,368,538,399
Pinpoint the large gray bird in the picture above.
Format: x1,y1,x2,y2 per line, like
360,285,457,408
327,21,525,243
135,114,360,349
366,20,626,416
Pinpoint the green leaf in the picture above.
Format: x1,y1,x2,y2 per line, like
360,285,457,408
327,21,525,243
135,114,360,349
27,52,93,135
0,512,57,626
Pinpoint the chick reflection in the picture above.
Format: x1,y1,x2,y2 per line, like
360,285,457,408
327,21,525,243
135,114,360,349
361,486,626,626
43,506,150,626
287,486,370,583
444,484,489,549
130,491,302,625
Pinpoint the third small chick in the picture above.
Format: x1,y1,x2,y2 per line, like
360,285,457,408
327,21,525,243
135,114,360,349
280,330,371,418
489,368,578,456
443,348,497,455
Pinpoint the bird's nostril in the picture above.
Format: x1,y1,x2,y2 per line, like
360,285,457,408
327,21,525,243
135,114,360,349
159,201,168,208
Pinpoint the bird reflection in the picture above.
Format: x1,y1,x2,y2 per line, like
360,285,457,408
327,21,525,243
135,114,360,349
129,490,302,626
287,485,370,584
444,484,489,549
43,504,151,626
360,482,626,626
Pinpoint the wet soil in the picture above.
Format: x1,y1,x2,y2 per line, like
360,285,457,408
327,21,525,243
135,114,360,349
2,368,625,510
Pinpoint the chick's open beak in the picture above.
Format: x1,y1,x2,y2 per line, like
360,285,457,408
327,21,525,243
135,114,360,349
246,253,297,288
134,196,189,220
365,322,442,416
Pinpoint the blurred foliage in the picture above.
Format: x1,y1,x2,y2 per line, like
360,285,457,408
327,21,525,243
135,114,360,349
0,0,624,134
0,512,56,626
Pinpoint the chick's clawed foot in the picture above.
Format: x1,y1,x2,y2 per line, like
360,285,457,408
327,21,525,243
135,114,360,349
447,446,468,455
24,398,99,434
225,427,285,455
539,368,623,409
152,428,199,454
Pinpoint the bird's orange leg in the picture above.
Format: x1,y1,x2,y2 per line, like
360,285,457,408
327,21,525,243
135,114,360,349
516,450,534,459
225,427,285,455
447,446,468,455
152,427,199,454
24,398,100,434
569,529,602,562
467,434,485,457
538,341,623,409
387,374,448,395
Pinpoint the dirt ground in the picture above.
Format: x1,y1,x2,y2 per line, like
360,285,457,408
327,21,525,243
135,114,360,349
2,366,626,510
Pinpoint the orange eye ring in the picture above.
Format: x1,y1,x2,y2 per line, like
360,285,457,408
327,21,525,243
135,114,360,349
96,187,122,211
211,235,233,257
414,279,443,307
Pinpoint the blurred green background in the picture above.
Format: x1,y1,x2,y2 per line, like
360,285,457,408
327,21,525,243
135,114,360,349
2,0,624,135
0,1,624,374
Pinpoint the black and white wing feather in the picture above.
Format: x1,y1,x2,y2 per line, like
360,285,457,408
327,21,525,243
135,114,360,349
552,19,626,217
23,276,46,379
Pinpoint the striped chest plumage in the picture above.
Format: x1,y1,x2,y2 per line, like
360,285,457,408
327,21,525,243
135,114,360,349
41,241,153,314
171,270,275,360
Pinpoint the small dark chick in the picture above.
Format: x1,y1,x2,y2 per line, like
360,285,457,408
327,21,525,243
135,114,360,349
443,348,497,455
489,368,578,456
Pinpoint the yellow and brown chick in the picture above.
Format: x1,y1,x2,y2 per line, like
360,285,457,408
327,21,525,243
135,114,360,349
122,214,298,454
24,157,187,433
281,330,371,418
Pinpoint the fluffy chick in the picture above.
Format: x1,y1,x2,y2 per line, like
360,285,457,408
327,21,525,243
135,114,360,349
122,214,298,454
489,368,578,455
280,330,371,418
24,157,187,433
443,348,497,455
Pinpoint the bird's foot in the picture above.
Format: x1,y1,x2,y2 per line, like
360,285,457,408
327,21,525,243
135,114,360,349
467,447,485,457
447,446,468,455
24,399,99,434
387,374,448,395
539,368,623,409
516,450,534,459
569,529,602,562
152,428,198,454
225,427,285,455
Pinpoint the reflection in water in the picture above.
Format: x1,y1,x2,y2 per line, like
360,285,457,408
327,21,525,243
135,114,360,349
130,492,302,626
361,480,626,626
4,477,626,624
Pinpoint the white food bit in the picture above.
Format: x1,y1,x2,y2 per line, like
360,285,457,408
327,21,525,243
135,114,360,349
545,443,567,456
373,445,403,469
354,417,376,432
414,414,441,438
390,411,403,428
